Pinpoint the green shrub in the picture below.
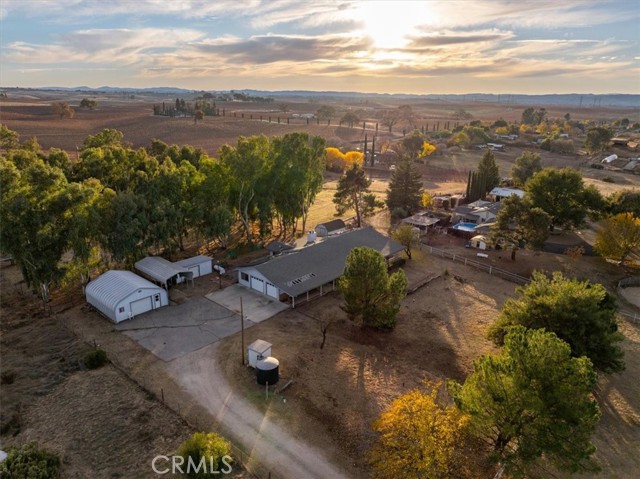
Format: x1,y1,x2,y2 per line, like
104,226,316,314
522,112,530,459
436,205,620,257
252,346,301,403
84,348,108,369
0,442,61,479
602,176,615,183
177,432,233,477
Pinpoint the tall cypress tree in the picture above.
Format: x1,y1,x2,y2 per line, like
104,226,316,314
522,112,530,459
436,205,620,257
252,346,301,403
477,150,500,196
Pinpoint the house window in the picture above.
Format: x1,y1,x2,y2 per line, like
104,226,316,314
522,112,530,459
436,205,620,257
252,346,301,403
241,272,249,282
154,294,160,302
118,307,125,313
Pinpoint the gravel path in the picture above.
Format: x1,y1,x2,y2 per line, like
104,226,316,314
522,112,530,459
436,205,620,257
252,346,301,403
166,342,353,479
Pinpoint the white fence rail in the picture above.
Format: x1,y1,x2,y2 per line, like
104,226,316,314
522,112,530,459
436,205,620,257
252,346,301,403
422,245,531,285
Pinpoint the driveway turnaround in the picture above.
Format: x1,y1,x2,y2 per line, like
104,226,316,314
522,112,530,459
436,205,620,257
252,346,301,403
116,297,255,361
206,284,289,323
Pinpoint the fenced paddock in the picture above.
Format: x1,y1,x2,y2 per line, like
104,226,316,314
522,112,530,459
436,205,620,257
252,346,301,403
421,245,531,285
423,245,639,323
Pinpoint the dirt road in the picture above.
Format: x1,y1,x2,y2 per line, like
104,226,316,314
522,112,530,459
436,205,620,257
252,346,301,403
166,343,353,479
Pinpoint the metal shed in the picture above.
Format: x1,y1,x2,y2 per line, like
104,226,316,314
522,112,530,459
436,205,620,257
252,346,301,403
135,256,194,290
248,339,272,368
85,270,168,323
314,219,346,237
175,255,213,278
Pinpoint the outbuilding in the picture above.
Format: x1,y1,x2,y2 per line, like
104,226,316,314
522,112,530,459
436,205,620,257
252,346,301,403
470,235,489,250
314,219,346,237
175,255,213,278
135,256,194,290
85,270,168,323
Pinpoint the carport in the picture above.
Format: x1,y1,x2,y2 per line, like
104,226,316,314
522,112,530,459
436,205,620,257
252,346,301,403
135,256,194,290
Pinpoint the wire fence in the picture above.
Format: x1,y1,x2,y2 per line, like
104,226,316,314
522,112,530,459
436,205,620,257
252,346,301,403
422,245,639,323
421,245,531,285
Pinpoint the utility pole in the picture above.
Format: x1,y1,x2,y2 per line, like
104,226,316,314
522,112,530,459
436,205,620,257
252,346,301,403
240,297,245,365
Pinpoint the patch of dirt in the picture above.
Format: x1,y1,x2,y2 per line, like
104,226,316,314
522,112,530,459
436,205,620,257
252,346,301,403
217,251,507,475
0,264,248,478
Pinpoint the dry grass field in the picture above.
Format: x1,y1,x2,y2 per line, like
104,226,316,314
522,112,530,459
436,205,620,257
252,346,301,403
217,250,640,478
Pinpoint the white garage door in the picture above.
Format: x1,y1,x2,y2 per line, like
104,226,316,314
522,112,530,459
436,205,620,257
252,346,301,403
130,297,152,316
266,283,278,299
250,277,264,293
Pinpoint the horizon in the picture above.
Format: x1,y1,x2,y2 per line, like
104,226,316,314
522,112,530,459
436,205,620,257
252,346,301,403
1,1,639,95
4,86,640,97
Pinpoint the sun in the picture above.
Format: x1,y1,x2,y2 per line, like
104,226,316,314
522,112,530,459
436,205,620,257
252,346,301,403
352,1,438,49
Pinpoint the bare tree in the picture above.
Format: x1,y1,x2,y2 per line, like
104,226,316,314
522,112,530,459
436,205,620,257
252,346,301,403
52,102,75,119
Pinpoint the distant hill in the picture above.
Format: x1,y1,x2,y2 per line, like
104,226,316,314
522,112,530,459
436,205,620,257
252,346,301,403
6,86,640,108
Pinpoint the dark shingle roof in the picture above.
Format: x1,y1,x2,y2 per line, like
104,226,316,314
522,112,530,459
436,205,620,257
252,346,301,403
242,228,404,297
315,219,346,233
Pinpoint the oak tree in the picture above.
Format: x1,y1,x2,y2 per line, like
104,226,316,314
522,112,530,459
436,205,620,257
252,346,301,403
450,326,600,477
488,271,624,373
594,212,640,265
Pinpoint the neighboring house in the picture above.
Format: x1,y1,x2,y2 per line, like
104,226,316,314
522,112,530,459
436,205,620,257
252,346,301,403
135,256,194,290
401,211,440,231
488,187,525,201
85,270,168,323
237,228,404,307
315,219,347,237
453,201,502,225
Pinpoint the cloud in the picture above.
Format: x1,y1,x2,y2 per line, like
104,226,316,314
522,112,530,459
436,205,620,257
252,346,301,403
404,29,514,50
3,28,204,64
192,33,373,63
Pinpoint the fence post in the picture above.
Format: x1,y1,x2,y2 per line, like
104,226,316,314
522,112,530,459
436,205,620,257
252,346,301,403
452,254,455,261
489,266,492,275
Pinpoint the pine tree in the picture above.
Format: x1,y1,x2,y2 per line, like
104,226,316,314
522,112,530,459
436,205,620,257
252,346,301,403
386,158,423,217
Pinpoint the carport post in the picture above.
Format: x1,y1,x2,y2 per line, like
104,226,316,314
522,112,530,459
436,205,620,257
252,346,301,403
240,297,245,366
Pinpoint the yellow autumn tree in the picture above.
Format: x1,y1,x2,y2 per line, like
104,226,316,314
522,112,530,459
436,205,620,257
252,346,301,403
495,126,509,135
595,212,640,265
343,150,364,168
325,147,346,171
369,381,478,479
420,141,436,158
421,191,433,208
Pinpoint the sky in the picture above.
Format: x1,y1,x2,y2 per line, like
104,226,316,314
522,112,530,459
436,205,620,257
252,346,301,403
1,0,639,95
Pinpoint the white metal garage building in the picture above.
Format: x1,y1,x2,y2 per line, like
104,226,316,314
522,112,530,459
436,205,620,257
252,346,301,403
237,228,404,307
135,256,194,290
175,255,213,278
85,270,169,323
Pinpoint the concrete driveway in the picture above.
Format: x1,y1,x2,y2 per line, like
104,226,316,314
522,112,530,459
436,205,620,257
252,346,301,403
116,297,254,361
206,284,289,323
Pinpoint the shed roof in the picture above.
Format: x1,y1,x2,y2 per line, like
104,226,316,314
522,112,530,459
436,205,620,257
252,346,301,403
402,214,440,227
248,339,272,354
265,241,294,254
315,219,346,233
241,228,404,297
175,255,212,268
489,187,525,198
86,270,161,315
135,256,193,284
